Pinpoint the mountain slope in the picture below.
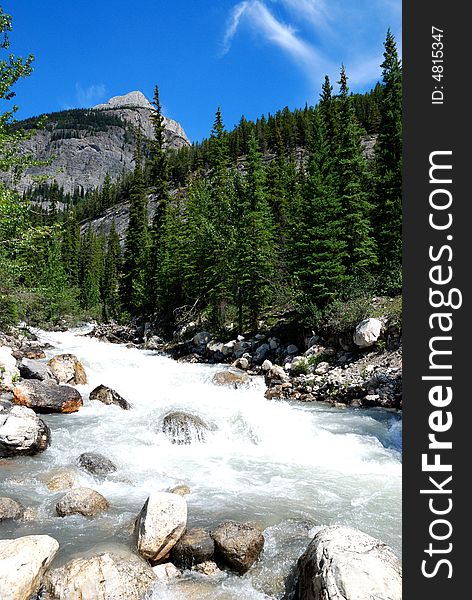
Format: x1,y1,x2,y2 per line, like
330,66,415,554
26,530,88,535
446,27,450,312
5,91,189,195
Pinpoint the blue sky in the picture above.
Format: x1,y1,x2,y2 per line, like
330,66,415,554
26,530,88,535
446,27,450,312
4,0,401,142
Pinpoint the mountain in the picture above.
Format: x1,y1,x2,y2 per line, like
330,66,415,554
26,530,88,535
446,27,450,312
4,91,189,195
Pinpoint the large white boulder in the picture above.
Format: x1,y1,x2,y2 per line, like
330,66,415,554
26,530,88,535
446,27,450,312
136,492,187,562
0,535,59,600
353,318,382,349
0,400,50,457
44,551,156,600
47,353,87,385
296,525,402,600
0,346,20,391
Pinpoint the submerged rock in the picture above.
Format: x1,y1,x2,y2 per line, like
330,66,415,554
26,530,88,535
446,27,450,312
89,385,130,410
0,400,50,457
0,497,25,522
43,468,77,492
135,492,187,562
296,525,402,600
13,380,83,413
211,521,265,574
44,551,156,600
56,487,109,517
212,369,250,388
152,562,181,581
171,527,215,569
0,534,59,600
161,411,215,445
47,353,87,385
77,452,117,476
169,484,191,496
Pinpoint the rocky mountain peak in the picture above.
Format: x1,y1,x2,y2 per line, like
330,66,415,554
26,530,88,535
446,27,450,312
94,91,152,111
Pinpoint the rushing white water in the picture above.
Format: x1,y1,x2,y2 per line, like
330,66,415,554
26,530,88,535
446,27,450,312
0,327,402,599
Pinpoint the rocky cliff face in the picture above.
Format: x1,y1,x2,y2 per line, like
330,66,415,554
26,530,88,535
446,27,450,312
5,91,189,195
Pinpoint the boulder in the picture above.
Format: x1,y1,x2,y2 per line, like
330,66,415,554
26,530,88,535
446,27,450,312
89,385,130,410
193,331,211,347
13,380,83,413
0,400,50,457
78,452,117,476
0,497,25,521
253,343,270,363
287,344,299,355
192,561,222,576
296,525,402,600
232,357,249,370
0,346,20,392
161,411,215,445
261,359,273,372
315,362,330,375
170,527,215,569
44,469,76,492
222,340,236,356
169,484,191,496
0,535,59,600
212,369,250,388
18,358,53,381
44,551,156,600
152,562,181,581
47,353,87,385
135,492,187,562
353,318,382,349
211,521,264,574
56,487,109,517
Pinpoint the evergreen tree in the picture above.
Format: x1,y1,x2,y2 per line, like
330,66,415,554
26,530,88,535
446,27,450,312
101,221,121,321
374,29,402,276
79,225,102,310
61,210,80,286
121,131,149,314
335,66,378,278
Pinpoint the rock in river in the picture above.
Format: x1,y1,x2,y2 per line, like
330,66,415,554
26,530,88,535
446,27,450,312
135,492,187,562
212,369,250,388
89,384,130,409
296,525,402,600
161,411,215,445
211,521,265,574
18,357,53,381
47,353,87,385
13,380,83,413
0,497,26,522
171,527,215,569
77,452,117,476
0,399,50,457
44,551,156,600
0,534,59,600
56,487,110,517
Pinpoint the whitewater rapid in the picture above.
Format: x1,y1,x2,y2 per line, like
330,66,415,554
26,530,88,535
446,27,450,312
0,327,402,599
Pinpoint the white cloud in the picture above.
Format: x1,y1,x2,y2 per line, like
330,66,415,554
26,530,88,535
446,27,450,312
222,0,330,84
278,0,331,30
75,83,106,107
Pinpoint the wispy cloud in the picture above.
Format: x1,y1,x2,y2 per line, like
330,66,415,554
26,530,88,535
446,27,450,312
75,83,107,107
222,0,329,84
278,0,331,30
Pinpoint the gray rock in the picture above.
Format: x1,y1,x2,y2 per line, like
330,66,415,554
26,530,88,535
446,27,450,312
211,521,265,574
212,369,250,388
287,344,299,355
77,452,117,476
44,551,156,600
0,400,50,457
0,497,25,521
13,380,83,414
161,411,215,445
254,343,270,363
296,525,402,600
193,331,211,347
0,535,59,600
89,385,130,410
56,487,110,517
135,492,187,562
171,527,215,569
19,358,53,381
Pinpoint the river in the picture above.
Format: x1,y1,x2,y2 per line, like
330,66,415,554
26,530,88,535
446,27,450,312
0,327,402,599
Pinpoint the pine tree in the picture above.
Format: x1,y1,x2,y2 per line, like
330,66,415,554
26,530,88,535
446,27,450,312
61,210,80,286
79,225,102,310
335,66,378,279
147,84,170,311
101,221,121,321
121,130,149,314
236,133,275,330
374,29,402,276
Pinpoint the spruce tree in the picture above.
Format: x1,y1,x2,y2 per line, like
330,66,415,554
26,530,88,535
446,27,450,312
374,29,402,277
79,225,102,310
335,66,378,279
101,221,121,321
121,131,149,314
